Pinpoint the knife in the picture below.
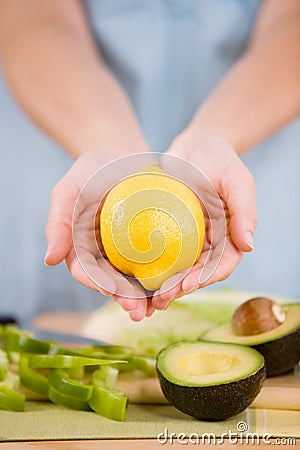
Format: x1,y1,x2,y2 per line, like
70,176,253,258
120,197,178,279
0,315,107,346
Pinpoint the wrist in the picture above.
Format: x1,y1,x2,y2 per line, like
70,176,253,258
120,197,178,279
70,119,150,158
185,120,244,155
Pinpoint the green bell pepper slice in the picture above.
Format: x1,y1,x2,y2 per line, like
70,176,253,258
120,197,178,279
19,355,49,396
28,354,126,369
4,325,79,356
77,346,156,376
48,369,93,401
0,385,25,412
0,349,9,382
48,385,90,411
0,370,20,391
4,326,51,354
88,369,127,421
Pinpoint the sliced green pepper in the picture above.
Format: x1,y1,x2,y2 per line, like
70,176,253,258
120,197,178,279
0,385,25,412
77,346,156,376
0,349,9,382
28,354,126,369
48,369,93,401
77,345,133,358
95,365,119,389
88,369,127,421
4,326,51,354
48,385,90,411
115,354,156,376
4,325,78,356
19,355,49,396
66,365,85,380
0,370,20,390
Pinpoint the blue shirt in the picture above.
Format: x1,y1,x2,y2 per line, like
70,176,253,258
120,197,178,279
0,0,299,321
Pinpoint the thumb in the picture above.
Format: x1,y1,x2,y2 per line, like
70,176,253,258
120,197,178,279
44,178,79,265
221,167,257,252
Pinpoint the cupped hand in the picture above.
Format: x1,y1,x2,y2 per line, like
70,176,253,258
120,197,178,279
152,134,257,309
45,148,157,321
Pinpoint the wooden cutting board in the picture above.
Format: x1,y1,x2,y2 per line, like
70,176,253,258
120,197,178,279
116,372,300,411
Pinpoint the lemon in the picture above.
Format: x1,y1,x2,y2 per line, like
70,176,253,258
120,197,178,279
100,167,205,291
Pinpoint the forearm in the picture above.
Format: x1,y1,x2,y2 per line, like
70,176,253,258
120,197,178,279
0,0,147,158
188,0,300,154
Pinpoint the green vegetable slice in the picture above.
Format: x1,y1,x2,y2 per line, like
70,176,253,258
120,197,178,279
91,365,119,388
88,369,127,421
48,385,90,411
19,355,49,396
0,370,20,390
4,325,79,356
77,345,133,357
0,349,9,382
78,346,156,376
116,354,156,376
28,354,126,369
48,369,93,401
0,385,25,412
4,326,51,354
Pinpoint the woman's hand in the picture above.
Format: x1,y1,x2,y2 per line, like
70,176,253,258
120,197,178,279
45,148,157,321
152,133,257,309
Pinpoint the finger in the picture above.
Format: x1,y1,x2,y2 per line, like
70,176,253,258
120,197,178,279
128,299,148,321
112,296,140,312
65,248,117,295
45,179,79,265
152,271,186,309
146,300,156,317
182,239,243,292
221,168,257,252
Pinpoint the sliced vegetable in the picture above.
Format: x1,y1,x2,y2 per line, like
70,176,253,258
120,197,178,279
77,345,133,358
88,369,127,421
48,385,90,411
19,355,49,396
4,325,79,356
116,354,156,376
28,354,126,369
48,369,93,401
77,346,156,376
95,365,119,389
4,326,51,354
0,385,25,412
0,349,9,381
0,370,20,390
66,365,85,380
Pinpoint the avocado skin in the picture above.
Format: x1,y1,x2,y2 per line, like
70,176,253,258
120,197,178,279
156,365,266,421
252,328,300,377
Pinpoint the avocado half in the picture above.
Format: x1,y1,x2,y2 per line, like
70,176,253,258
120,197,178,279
201,305,300,377
156,341,265,421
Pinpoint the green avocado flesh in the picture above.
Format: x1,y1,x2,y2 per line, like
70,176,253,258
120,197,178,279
201,305,300,377
156,341,265,421
201,305,300,345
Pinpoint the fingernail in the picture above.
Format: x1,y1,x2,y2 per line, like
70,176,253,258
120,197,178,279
44,249,51,266
245,230,254,250
182,283,195,294
162,301,172,310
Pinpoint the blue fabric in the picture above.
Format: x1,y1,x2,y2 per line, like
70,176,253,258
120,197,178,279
1,0,299,321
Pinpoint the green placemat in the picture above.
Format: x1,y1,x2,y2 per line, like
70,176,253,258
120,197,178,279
0,402,299,442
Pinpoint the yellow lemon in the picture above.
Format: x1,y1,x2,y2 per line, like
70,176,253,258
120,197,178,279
100,167,205,291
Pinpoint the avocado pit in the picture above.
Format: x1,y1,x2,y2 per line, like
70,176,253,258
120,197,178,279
231,297,286,336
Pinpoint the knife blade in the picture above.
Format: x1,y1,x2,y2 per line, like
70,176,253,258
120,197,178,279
26,327,108,346
0,315,108,346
